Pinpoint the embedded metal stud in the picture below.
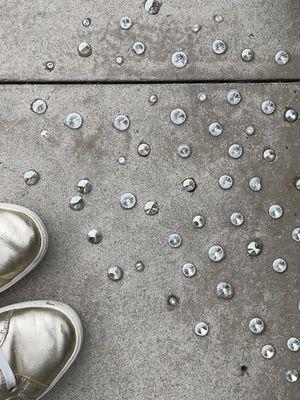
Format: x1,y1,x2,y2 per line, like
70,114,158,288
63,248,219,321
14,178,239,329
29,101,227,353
167,295,180,308
182,178,196,192
65,113,83,130
148,94,158,105
261,344,275,359
69,195,85,211
107,266,123,281
245,125,255,136
194,322,209,337
24,170,40,186
135,261,145,272
219,175,234,190
132,42,146,55
263,148,276,162
286,369,299,383
77,179,92,194
287,337,300,352
177,144,192,158
171,52,188,69
268,204,283,219
208,245,225,262
120,17,132,30
145,0,161,15
292,227,300,242
168,233,182,248
137,142,151,157
170,108,187,125
114,114,130,131
275,50,290,65
241,48,254,62
82,18,91,27
228,143,243,159
78,42,92,57
212,39,227,54
197,93,207,102
262,100,276,115
247,240,263,256
193,215,205,228
213,15,224,23
120,193,136,209
285,108,298,122
118,156,126,165
227,89,242,105
209,122,223,137
249,177,262,192
295,178,300,191
31,99,47,114
230,212,244,226
144,201,159,215
216,282,234,299
249,317,265,334
87,229,102,244
44,61,55,71
182,263,197,278
191,24,201,33
116,56,124,65
272,258,287,273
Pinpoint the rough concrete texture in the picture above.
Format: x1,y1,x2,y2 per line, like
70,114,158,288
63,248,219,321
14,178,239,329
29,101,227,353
0,83,299,399
0,0,299,82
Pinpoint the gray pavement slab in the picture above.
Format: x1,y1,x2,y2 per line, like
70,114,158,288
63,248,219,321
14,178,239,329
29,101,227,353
0,83,299,399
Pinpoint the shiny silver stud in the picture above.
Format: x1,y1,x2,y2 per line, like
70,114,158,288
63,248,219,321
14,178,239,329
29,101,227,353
24,170,40,186
168,295,180,307
216,282,234,299
148,94,158,105
214,15,224,23
262,100,276,115
44,61,55,71
247,240,263,256
228,143,243,159
219,175,234,190
171,52,188,69
78,42,92,57
285,108,298,122
193,215,205,228
108,266,123,281
212,39,227,54
65,113,83,130
275,50,290,65
227,89,242,105
144,201,159,215
120,193,136,209
268,204,283,219
191,24,201,33
118,156,126,165
287,337,300,352
194,322,209,337
135,261,145,272
182,178,196,192
87,229,102,244
249,177,262,192
261,344,275,359
132,42,146,55
69,195,85,211
170,108,187,125
249,317,265,334
120,17,133,30
209,122,223,137
182,263,197,278
145,0,161,15
197,93,207,102
286,369,299,383
263,148,276,162
272,258,287,273
241,48,254,62
292,227,300,242
295,178,300,191
77,179,92,194
137,142,151,157
177,144,192,158
230,212,244,226
116,56,124,65
168,233,182,248
208,245,225,262
245,125,255,136
114,114,130,131
31,99,47,114
82,18,91,27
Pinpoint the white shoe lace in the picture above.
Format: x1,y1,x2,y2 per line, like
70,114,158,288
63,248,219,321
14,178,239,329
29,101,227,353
0,347,16,390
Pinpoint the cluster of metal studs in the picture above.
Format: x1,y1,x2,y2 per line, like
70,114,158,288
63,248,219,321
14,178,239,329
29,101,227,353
72,2,292,73
29,87,299,383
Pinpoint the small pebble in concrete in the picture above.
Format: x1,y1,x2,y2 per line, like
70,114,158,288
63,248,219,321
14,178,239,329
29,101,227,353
77,179,92,194
31,99,47,114
24,170,40,186
194,322,209,337
87,229,102,244
171,52,188,69
208,245,226,262
65,113,83,130
108,266,123,281
69,195,85,211
114,114,130,131
249,317,265,334
77,42,92,57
